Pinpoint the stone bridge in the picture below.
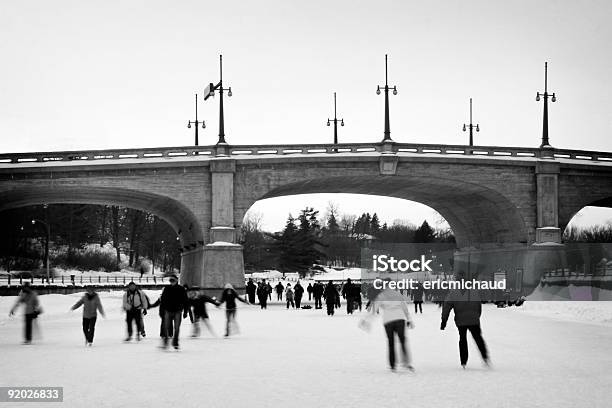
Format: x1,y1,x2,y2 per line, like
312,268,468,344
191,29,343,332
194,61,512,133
2,141,612,291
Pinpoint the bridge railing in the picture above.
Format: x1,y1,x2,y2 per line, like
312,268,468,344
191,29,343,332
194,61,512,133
2,142,612,164
0,274,170,287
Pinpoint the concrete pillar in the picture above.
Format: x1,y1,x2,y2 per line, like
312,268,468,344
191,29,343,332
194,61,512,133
202,158,245,292
535,162,561,243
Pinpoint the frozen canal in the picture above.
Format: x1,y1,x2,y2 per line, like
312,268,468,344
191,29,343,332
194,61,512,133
1,291,611,408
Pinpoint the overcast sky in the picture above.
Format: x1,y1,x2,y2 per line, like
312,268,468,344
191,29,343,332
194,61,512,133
2,0,611,231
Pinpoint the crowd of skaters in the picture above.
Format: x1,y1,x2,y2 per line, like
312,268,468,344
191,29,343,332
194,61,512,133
7,271,491,371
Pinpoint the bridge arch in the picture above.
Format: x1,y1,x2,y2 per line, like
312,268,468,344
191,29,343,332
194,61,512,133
0,186,203,245
237,175,530,248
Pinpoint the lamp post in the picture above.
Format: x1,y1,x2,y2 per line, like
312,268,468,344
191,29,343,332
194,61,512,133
536,62,556,148
187,93,205,146
31,219,50,283
327,92,344,145
376,54,398,142
462,98,480,146
203,55,233,145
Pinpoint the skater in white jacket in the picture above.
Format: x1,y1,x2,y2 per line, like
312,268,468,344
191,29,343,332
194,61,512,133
364,284,414,372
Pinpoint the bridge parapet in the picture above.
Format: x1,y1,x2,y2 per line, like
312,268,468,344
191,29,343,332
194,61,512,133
2,142,612,165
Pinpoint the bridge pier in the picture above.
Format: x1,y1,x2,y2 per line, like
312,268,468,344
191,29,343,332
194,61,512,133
200,158,245,292
536,161,561,244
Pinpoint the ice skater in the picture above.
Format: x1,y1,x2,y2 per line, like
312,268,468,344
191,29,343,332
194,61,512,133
122,282,148,342
440,271,490,369
159,275,189,350
218,283,248,337
285,283,295,309
187,287,220,337
9,283,42,344
275,282,284,301
257,280,269,309
324,280,339,316
294,281,304,309
412,281,425,314
71,287,105,346
361,280,414,372
246,278,257,304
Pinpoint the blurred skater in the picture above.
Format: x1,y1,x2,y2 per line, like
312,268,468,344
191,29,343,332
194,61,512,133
187,287,220,337
9,283,42,344
364,281,414,372
71,287,105,346
218,283,248,337
307,283,313,301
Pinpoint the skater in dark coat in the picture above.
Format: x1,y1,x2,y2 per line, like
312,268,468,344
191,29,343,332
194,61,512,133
313,282,324,309
275,282,284,301
323,281,339,316
219,283,248,337
342,278,356,314
294,281,304,309
440,272,490,368
412,282,425,314
187,287,220,337
257,280,269,309
246,279,257,304
9,283,41,344
159,275,189,349
71,287,105,346
307,283,313,301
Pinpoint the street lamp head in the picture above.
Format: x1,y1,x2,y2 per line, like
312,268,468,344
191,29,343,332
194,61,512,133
376,86,381,95
227,87,232,97
187,122,191,129
476,124,480,132
551,94,556,102
31,219,35,225
341,119,344,127
202,121,206,129
536,93,540,102
462,124,466,132
392,87,397,96
327,119,331,126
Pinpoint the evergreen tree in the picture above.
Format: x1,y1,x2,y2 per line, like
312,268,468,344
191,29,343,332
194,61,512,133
414,220,436,243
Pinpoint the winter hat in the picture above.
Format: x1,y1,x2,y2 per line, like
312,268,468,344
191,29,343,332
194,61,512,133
224,283,234,289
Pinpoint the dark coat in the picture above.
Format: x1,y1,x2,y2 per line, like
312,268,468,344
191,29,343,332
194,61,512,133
160,284,189,313
441,289,482,327
324,283,339,305
219,288,247,310
188,295,219,321
313,283,324,297
246,281,257,296
412,284,425,302
294,283,304,299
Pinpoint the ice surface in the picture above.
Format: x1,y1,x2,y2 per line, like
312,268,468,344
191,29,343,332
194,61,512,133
1,291,611,408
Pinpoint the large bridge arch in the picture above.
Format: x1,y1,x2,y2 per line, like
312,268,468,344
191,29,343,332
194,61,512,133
0,186,205,284
235,174,530,248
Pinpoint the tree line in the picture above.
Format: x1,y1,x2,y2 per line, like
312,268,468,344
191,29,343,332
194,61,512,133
0,204,181,274
240,204,455,276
